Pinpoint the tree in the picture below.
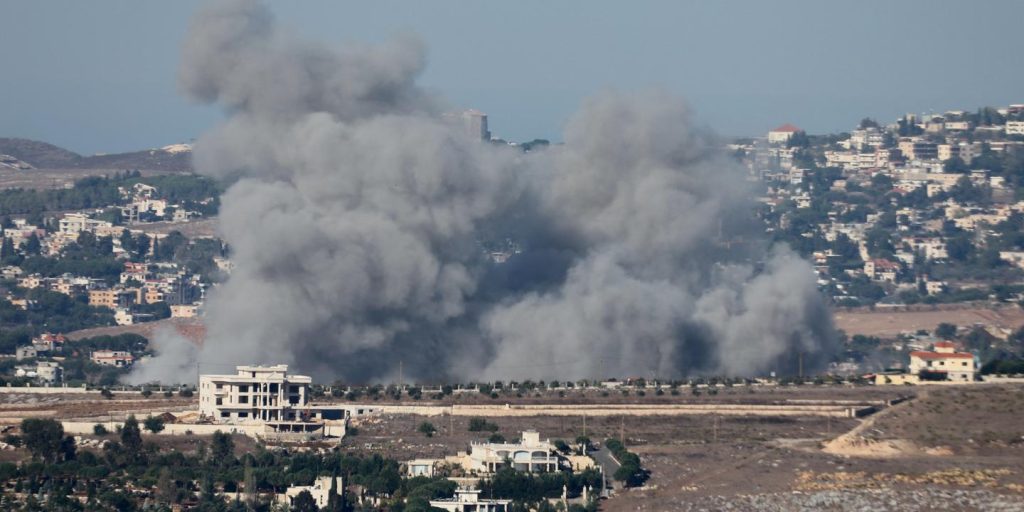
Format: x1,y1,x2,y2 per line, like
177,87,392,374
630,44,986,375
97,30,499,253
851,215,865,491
211,430,235,462
24,233,41,255
291,490,318,512
0,237,20,266
93,423,109,436
859,117,880,129
946,234,973,262
944,156,968,173
20,418,64,463
120,414,143,455
243,461,257,509
156,467,177,504
327,470,343,512
935,323,958,339
418,422,436,438
143,415,165,434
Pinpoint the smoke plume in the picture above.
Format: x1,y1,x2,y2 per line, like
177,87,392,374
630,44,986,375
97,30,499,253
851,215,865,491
129,0,836,384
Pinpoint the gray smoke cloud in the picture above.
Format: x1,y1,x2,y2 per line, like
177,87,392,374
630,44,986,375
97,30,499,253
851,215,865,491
128,0,836,384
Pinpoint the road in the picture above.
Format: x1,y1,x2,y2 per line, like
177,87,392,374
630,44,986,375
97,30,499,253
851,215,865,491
590,445,621,495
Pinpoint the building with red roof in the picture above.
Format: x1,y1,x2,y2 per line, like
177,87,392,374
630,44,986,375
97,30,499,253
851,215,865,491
768,124,802,144
908,341,977,382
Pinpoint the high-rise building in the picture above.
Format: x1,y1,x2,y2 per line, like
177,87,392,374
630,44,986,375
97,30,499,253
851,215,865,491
444,109,490,141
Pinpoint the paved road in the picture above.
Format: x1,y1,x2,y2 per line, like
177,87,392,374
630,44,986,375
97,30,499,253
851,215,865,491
589,445,621,495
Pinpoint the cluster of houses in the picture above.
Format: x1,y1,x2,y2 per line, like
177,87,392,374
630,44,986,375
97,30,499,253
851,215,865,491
7,260,205,325
732,104,1024,310
4,183,202,259
2,182,214,323
190,365,597,511
5,332,137,384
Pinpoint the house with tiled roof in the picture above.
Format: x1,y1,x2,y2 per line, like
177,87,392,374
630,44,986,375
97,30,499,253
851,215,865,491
864,258,900,282
768,123,801,144
909,341,977,382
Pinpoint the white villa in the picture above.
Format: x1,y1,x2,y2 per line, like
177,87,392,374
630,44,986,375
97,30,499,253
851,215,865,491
467,430,562,474
430,489,511,512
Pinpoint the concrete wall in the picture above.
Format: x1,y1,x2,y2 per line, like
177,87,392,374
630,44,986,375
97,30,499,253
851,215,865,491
62,420,265,437
0,384,89,394
348,403,871,419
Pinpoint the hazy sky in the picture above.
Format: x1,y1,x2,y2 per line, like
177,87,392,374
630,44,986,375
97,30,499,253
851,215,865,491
2,0,1022,154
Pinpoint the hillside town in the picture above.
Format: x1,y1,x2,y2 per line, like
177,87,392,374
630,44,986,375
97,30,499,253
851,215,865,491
4,103,1024,389
1,101,1024,510
735,105,1024,309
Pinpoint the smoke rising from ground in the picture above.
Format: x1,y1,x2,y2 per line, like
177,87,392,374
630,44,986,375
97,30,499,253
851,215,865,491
128,0,836,384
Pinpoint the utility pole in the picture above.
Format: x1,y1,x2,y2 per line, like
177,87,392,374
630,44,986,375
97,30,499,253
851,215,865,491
398,360,403,391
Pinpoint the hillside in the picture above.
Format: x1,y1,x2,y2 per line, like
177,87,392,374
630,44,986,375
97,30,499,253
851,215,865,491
0,137,193,172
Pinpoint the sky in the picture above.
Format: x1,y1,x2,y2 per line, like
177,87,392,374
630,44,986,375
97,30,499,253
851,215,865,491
1,0,1022,155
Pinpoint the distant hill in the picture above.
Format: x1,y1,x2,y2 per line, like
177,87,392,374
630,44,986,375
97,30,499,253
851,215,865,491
0,137,193,172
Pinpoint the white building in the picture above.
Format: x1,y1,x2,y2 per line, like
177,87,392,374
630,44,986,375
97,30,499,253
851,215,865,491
92,350,135,367
467,430,562,474
909,342,977,382
199,365,313,423
58,213,112,236
767,123,800,144
407,459,438,478
1005,120,1024,136
35,362,62,383
281,476,342,509
430,489,511,512
114,308,135,326
444,109,490,141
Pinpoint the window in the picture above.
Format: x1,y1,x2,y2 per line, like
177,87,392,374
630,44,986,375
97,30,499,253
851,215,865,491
221,412,229,418
215,398,222,405
238,385,248,393
270,383,279,393
239,396,248,404
238,412,248,418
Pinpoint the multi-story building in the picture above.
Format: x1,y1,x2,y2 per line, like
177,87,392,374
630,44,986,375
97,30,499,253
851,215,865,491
466,430,562,474
89,288,137,309
444,109,490,141
767,124,800,144
430,489,511,512
198,365,313,423
35,362,62,383
1006,121,1024,136
899,139,943,161
909,342,977,382
58,213,112,236
91,350,135,367
281,477,343,509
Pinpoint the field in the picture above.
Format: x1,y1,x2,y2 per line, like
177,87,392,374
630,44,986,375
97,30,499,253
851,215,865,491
0,167,175,190
339,384,1024,511
65,316,205,344
833,304,1024,338
1,378,1023,509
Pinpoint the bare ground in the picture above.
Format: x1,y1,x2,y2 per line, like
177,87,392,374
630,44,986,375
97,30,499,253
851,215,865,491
0,167,177,190
833,304,1024,337
344,384,1024,510
65,317,205,344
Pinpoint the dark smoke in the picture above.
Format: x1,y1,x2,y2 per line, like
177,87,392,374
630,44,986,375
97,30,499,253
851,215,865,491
128,0,836,384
